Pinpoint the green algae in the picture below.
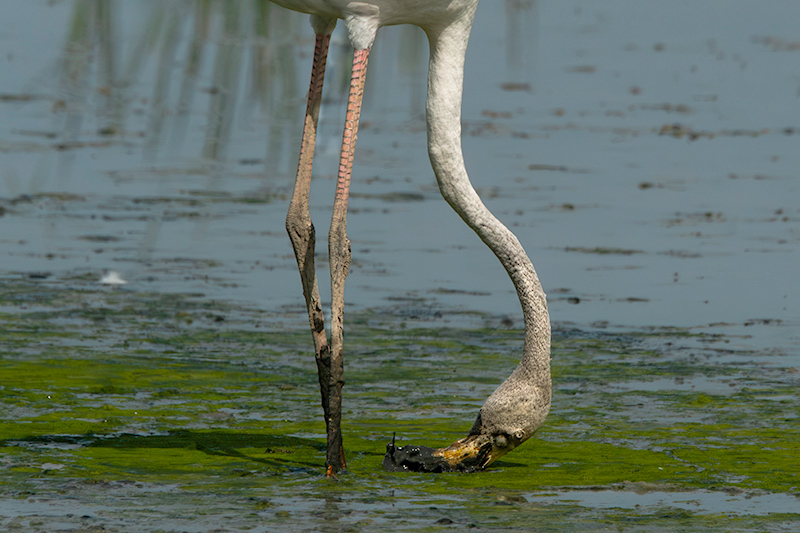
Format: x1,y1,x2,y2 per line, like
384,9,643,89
1,276,798,530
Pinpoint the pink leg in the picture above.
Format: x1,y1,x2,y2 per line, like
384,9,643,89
326,47,371,476
284,33,344,475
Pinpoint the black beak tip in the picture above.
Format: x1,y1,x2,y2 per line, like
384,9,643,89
382,438,451,473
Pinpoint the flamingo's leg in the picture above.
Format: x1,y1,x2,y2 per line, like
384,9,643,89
285,28,343,475
327,47,371,476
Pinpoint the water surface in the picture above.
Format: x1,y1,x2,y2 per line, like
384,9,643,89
1,1,798,530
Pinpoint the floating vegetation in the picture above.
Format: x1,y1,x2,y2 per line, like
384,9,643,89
658,123,770,140
0,275,797,530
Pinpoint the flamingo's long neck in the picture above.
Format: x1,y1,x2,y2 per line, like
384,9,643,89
424,15,551,441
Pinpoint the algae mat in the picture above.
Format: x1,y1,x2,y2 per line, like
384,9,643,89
0,275,797,531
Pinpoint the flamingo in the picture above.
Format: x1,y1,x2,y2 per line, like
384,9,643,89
274,0,551,476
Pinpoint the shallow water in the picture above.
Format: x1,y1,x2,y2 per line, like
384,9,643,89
1,281,798,530
1,0,799,531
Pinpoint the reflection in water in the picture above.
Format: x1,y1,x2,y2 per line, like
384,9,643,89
145,4,182,159
46,0,539,265
56,0,96,183
54,0,539,167
201,1,244,161
54,1,309,168
504,0,538,88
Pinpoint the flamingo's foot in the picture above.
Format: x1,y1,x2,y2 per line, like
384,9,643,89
325,464,339,479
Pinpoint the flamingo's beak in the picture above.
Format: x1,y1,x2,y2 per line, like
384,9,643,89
383,433,507,473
